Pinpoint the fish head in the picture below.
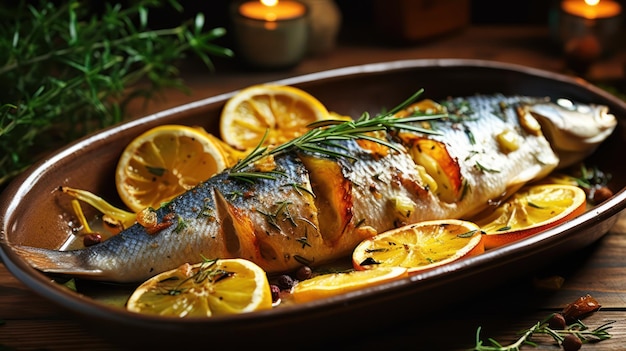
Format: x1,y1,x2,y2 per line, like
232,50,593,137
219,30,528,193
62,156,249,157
527,98,617,169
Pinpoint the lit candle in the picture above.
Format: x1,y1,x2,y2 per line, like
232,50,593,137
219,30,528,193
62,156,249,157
561,0,622,19
554,0,623,73
239,0,306,22
231,0,309,69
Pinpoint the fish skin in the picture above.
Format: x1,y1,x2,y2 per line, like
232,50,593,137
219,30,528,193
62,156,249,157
11,94,616,283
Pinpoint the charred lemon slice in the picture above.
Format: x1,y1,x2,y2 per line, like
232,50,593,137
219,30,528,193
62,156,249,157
220,84,330,150
126,259,272,317
471,184,587,249
352,219,484,274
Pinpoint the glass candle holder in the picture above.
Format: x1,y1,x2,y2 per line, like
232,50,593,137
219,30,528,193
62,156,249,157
231,0,309,69
551,0,623,72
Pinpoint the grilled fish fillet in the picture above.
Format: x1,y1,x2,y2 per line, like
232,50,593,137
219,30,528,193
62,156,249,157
11,94,617,283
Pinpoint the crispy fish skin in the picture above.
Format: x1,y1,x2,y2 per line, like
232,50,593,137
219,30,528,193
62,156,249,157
12,94,616,283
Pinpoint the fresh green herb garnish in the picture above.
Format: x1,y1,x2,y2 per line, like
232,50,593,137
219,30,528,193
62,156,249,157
574,164,612,189
146,166,166,177
287,183,316,197
475,161,501,173
465,150,481,161
293,255,313,266
473,313,614,351
174,215,188,233
165,258,232,296
495,101,509,121
257,201,298,231
63,278,77,292
458,229,479,238
0,0,233,187
364,248,387,253
460,180,470,201
197,204,214,219
228,89,446,182
464,126,476,145
296,236,311,248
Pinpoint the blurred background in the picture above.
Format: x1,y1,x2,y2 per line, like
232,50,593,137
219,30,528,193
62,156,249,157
114,0,621,88
140,0,625,78
139,0,619,42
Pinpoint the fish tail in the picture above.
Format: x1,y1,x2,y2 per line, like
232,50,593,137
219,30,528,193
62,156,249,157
11,245,104,278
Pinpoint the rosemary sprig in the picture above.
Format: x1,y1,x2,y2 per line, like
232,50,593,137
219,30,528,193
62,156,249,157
0,0,233,187
228,89,446,182
473,313,615,351
164,258,230,296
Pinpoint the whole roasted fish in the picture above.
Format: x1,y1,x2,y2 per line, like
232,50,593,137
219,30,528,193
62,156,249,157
11,93,617,283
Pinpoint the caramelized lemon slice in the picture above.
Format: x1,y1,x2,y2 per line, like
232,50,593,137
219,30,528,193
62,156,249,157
352,219,484,274
471,184,587,249
126,259,272,317
220,84,330,150
115,124,228,212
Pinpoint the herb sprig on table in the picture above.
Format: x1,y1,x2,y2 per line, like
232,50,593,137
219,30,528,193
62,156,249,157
473,294,614,351
0,0,233,187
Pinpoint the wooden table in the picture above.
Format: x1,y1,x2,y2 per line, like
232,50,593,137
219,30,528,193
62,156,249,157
1,25,626,350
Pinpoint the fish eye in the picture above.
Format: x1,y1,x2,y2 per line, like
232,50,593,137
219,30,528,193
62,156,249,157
556,98,575,110
556,98,591,114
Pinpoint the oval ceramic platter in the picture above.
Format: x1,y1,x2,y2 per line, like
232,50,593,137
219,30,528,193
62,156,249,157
1,59,625,348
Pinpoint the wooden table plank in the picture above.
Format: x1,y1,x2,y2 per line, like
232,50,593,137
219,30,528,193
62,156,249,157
0,266,69,320
534,213,626,310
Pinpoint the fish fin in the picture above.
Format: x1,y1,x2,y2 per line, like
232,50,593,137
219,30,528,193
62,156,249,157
11,245,104,277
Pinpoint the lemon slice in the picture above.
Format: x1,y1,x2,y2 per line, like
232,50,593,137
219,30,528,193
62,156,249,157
291,267,408,303
471,184,587,249
126,259,272,317
220,84,330,150
352,219,484,274
115,124,228,212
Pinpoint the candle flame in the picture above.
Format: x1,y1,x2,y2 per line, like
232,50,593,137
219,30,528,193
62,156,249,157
585,0,600,6
259,0,278,22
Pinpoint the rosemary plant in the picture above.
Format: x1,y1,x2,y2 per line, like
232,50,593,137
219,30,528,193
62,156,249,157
228,89,446,183
0,0,233,187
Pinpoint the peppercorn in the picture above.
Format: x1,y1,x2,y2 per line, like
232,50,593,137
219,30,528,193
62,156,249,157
270,284,281,303
548,313,567,330
561,334,582,351
83,233,102,247
295,265,312,280
276,274,295,290
591,186,613,204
